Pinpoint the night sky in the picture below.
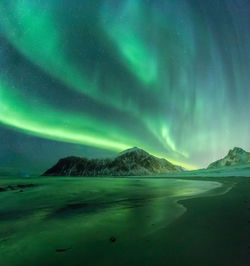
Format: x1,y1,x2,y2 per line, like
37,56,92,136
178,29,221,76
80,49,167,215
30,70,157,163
0,0,250,175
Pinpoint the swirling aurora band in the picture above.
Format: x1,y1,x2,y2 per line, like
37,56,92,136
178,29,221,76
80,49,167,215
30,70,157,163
0,0,250,170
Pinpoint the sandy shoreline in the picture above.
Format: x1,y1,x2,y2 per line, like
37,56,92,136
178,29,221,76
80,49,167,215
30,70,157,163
0,176,249,265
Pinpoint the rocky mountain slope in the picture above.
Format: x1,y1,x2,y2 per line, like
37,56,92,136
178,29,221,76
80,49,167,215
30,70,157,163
208,147,250,168
42,147,183,177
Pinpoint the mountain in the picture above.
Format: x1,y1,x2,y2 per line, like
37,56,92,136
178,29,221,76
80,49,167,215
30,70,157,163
208,147,250,169
42,147,183,177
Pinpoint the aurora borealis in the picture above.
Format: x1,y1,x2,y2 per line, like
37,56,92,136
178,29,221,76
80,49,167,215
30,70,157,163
0,0,250,172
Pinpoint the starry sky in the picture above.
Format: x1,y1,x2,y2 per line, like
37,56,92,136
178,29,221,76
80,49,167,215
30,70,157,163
0,0,250,175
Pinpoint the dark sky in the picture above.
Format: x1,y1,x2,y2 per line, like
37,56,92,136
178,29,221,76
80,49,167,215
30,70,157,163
0,0,250,175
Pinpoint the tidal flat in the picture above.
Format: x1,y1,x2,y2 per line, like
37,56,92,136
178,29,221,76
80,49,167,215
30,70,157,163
0,175,249,266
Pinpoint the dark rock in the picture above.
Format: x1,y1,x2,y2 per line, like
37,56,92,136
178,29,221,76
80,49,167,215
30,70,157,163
56,247,72,253
110,237,116,243
42,147,183,177
0,184,36,192
17,184,35,188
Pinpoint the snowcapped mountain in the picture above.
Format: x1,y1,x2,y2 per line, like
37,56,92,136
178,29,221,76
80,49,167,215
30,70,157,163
42,147,183,177
208,147,250,168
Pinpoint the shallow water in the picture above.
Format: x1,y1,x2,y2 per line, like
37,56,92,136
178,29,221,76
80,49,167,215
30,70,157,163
0,177,221,265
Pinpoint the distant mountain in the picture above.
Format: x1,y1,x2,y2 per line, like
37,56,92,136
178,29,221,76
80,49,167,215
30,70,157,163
208,147,250,169
42,147,183,177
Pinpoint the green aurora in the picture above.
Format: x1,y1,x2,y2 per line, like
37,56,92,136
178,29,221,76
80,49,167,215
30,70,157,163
0,0,250,171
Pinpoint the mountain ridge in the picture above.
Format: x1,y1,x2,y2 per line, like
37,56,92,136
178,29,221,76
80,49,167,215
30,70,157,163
42,147,183,177
208,147,250,169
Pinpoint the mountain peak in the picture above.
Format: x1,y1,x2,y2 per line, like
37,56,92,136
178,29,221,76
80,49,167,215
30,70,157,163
228,147,246,155
119,147,148,156
43,147,182,177
208,147,250,169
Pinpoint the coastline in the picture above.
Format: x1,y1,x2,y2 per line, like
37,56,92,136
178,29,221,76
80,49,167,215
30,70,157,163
0,176,249,265
163,176,250,266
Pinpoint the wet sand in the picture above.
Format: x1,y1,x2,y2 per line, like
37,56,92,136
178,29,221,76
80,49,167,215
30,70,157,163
0,176,249,265
164,177,250,266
